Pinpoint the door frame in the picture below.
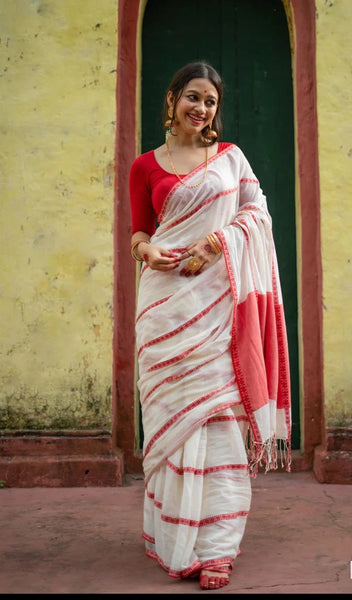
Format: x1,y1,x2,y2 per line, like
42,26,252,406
114,0,323,473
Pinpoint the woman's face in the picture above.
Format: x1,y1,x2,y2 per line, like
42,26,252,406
168,77,219,136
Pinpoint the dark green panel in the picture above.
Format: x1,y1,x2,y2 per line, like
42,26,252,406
141,0,299,449
141,0,229,152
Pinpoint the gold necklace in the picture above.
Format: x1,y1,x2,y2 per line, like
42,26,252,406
165,139,208,189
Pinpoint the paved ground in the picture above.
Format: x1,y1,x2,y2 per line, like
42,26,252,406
0,470,351,595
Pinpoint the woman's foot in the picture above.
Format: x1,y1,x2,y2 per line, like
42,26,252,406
199,569,230,590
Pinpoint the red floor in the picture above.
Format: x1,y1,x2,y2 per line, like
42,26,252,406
0,471,351,594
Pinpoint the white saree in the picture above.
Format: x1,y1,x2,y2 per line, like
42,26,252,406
135,144,291,578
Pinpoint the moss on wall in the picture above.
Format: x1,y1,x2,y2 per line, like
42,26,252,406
316,0,352,427
1,0,351,434
0,0,117,430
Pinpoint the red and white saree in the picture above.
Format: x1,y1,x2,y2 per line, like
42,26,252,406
135,143,291,579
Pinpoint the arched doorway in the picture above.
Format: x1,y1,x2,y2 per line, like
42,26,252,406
140,0,299,449
114,0,323,474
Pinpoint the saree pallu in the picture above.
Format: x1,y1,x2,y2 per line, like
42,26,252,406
135,144,291,578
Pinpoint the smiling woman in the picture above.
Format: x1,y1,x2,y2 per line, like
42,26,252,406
160,79,219,186
167,80,218,134
128,61,291,591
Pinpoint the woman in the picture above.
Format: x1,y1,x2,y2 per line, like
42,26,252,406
129,61,291,591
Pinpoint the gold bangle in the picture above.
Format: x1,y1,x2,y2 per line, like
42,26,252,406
210,233,222,253
130,239,150,262
206,234,221,255
207,234,218,253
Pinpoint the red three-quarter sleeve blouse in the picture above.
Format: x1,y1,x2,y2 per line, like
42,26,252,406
129,143,231,235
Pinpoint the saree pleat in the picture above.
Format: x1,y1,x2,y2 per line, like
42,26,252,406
143,410,251,578
135,144,291,578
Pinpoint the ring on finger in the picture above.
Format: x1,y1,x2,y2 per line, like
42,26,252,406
187,256,202,272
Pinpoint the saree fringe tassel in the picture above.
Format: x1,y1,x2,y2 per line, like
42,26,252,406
247,435,292,477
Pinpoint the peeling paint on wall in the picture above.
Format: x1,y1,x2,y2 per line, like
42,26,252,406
316,0,352,427
0,0,117,430
1,0,351,434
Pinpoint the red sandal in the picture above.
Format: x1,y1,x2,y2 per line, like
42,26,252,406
199,570,229,590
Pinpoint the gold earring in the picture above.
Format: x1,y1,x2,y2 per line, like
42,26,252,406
165,106,173,129
202,122,218,143
208,127,218,140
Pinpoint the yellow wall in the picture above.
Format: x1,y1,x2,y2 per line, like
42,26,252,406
0,0,117,429
0,0,351,435
316,0,352,427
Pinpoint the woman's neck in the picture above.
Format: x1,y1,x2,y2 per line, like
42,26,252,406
167,131,204,149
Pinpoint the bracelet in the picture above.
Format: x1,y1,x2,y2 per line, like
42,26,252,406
206,233,222,255
130,239,150,262
212,234,222,253
207,233,222,254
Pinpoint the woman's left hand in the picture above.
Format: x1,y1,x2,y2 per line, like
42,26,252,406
179,237,220,277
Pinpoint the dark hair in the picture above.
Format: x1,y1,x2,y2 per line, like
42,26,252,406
162,61,223,144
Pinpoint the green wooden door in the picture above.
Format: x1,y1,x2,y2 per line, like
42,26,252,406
141,0,299,449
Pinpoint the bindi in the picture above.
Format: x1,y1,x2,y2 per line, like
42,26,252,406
204,90,207,93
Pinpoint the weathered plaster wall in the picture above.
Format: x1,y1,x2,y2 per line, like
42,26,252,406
0,0,117,429
316,0,352,427
1,0,351,440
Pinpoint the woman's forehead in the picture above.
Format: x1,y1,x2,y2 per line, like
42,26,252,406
183,78,218,98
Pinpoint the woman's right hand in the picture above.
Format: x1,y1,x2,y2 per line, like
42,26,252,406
139,242,181,271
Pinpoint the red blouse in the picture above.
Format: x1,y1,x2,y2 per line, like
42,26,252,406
129,142,233,235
